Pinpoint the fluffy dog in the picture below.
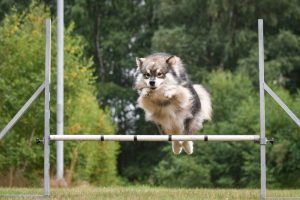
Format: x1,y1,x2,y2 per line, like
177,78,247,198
134,53,212,154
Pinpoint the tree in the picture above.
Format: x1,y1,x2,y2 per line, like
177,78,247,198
152,0,300,88
2,0,299,188
62,0,165,183
0,3,119,186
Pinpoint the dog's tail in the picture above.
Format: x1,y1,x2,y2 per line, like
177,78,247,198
193,84,212,122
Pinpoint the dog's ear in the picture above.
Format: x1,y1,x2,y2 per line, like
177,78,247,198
166,55,177,66
136,57,145,68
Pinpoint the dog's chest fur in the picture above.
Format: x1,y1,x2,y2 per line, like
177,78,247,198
138,86,193,134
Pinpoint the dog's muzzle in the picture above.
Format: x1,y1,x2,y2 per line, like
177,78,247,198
149,81,155,87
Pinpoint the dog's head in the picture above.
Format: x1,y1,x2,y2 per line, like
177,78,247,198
134,53,185,91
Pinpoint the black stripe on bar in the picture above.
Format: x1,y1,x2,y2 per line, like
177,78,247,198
168,135,172,141
134,135,137,141
204,135,208,141
101,135,104,141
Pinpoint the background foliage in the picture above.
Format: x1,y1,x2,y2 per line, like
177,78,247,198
0,0,299,188
0,3,119,186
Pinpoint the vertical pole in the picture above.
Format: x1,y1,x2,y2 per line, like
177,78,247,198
44,19,51,197
258,19,266,200
56,0,64,183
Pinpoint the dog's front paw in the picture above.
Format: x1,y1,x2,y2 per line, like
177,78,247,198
141,88,151,97
164,88,177,99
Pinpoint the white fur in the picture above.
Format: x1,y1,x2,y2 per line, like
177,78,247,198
135,54,212,155
172,141,183,155
138,85,193,133
182,141,193,155
195,84,212,120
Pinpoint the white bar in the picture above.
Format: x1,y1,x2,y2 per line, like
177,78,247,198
264,84,300,127
56,0,64,181
50,135,260,142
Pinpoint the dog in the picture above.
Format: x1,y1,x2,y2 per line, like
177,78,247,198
134,53,212,154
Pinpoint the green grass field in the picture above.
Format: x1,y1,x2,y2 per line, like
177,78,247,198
1,186,300,200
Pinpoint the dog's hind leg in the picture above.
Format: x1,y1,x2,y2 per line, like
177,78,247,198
172,141,183,154
182,118,194,154
182,141,193,155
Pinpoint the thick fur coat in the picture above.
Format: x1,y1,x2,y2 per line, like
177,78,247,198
134,53,212,154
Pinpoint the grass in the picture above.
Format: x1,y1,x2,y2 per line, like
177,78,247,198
0,186,300,200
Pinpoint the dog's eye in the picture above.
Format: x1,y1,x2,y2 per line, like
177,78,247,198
144,73,150,78
157,72,164,78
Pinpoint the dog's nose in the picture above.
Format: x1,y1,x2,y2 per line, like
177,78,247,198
149,81,155,86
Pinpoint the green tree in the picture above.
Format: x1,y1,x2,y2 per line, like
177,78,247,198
3,0,299,188
153,0,300,87
62,0,165,183
0,3,119,186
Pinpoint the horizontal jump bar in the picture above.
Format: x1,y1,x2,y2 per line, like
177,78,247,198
49,135,260,142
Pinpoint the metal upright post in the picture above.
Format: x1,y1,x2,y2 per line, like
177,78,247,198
44,19,51,197
258,19,267,200
56,0,64,183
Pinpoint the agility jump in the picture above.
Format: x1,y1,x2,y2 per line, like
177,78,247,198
44,19,269,199
1,19,299,200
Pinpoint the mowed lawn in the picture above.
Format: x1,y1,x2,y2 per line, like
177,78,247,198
1,186,300,200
